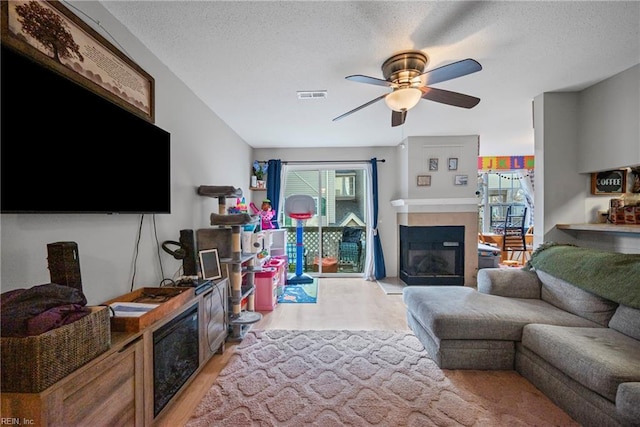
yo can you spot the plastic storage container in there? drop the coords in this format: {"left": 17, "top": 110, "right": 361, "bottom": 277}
{"left": 242, "top": 231, "right": 264, "bottom": 254}
{"left": 266, "top": 257, "right": 287, "bottom": 296}
{"left": 478, "top": 243, "right": 500, "bottom": 269}
{"left": 254, "top": 267, "right": 278, "bottom": 311}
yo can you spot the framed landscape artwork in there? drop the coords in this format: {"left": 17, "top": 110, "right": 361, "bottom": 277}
{"left": 417, "top": 175, "right": 431, "bottom": 187}
{"left": 1, "top": 0, "right": 155, "bottom": 122}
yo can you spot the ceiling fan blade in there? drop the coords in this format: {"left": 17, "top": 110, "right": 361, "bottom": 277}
{"left": 421, "top": 58, "right": 482, "bottom": 86}
{"left": 420, "top": 86, "right": 480, "bottom": 109}
{"left": 346, "top": 75, "right": 393, "bottom": 87}
{"left": 332, "top": 94, "right": 388, "bottom": 122}
{"left": 391, "top": 110, "right": 407, "bottom": 127}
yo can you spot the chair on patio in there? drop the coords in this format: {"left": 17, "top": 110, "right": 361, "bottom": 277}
{"left": 500, "top": 205, "right": 529, "bottom": 265}
{"left": 338, "top": 227, "right": 363, "bottom": 271}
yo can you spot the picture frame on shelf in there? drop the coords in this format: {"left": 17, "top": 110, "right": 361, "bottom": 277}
{"left": 417, "top": 175, "right": 432, "bottom": 187}
{"left": 199, "top": 248, "right": 222, "bottom": 281}
{"left": 448, "top": 158, "right": 458, "bottom": 171}
{"left": 591, "top": 170, "right": 627, "bottom": 195}
{"left": 428, "top": 158, "right": 439, "bottom": 171}
{"left": 454, "top": 175, "right": 468, "bottom": 186}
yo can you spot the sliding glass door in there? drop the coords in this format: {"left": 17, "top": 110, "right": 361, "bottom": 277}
{"left": 280, "top": 165, "right": 368, "bottom": 276}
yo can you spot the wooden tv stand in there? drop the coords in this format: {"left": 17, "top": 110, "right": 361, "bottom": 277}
{"left": 0, "top": 278, "right": 228, "bottom": 426}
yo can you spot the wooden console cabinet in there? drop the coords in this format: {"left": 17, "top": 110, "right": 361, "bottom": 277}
{"left": 1, "top": 333, "right": 144, "bottom": 426}
{"left": 1, "top": 280, "right": 229, "bottom": 426}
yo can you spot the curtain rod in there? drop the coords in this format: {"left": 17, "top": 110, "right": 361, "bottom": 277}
{"left": 257, "top": 159, "right": 385, "bottom": 164}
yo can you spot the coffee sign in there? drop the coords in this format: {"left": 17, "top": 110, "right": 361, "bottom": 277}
{"left": 591, "top": 170, "right": 627, "bottom": 195}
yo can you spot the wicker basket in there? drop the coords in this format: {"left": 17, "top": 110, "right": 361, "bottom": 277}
{"left": 1, "top": 306, "right": 111, "bottom": 393}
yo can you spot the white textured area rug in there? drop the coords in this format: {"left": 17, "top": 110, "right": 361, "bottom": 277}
{"left": 187, "top": 330, "right": 578, "bottom": 426}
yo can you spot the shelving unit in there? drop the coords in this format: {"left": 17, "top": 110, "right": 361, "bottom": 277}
{"left": 556, "top": 223, "right": 640, "bottom": 234}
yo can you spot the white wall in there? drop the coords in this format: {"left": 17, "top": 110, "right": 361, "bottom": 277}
{"left": 404, "top": 135, "right": 479, "bottom": 200}
{"left": 0, "top": 3, "right": 253, "bottom": 304}
{"left": 534, "top": 92, "right": 584, "bottom": 243}
{"left": 252, "top": 146, "right": 400, "bottom": 276}
{"left": 395, "top": 141, "right": 409, "bottom": 200}
{"left": 578, "top": 64, "right": 640, "bottom": 173}
{"left": 581, "top": 64, "right": 640, "bottom": 228}
{"left": 534, "top": 64, "right": 640, "bottom": 253}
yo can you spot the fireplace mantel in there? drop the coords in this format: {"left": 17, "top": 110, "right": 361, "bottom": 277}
{"left": 391, "top": 198, "right": 478, "bottom": 213}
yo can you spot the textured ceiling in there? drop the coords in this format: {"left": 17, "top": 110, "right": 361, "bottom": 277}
{"left": 100, "top": 1, "right": 639, "bottom": 155}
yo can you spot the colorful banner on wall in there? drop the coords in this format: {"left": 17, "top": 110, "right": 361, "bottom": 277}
{"left": 478, "top": 156, "right": 534, "bottom": 171}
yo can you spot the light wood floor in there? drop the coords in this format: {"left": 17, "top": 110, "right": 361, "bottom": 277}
{"left": 154, "top": 278, "right": 408, "bottom": 426}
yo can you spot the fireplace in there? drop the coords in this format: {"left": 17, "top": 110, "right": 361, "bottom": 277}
{"left": 153, "top": 303, "right": 199, "bottom": 416}
{"left": 399, "top": 225, "right": 465, "bottom": 286}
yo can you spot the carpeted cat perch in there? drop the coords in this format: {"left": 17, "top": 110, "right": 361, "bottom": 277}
{"left": 198, "top": 185, "right": 261, "bottom": 338}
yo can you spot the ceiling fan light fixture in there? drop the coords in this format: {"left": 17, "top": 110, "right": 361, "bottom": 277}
{"left": 384, "top": 87, "right": 422, "bottom": 112}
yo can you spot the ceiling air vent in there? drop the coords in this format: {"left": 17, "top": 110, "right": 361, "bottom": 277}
{"left": 297, "top": 90, "right": 327, "bottom": 100}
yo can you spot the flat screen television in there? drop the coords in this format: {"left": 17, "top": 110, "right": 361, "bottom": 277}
{"left": 1, "top": 45, "right": 171, "bottom": 214}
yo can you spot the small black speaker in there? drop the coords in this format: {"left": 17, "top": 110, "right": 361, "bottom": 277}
{"left": 47, "top": 241, "right": 82, "bottom": 291}
{"left": 179, "top": 229, "right": 198, "bottom": 276}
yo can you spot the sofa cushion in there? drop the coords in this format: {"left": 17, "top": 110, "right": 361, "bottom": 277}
{"left": 609, "top": 304, "right": 640, "bottom": 341}
{"left": 406, "top": 311, "right": 515, "bottom": 370}
{"left": 522, "top": 324, "right": 640, "bottom": 402}
{"left": 477, "top": 268, "right": 541, "bottom": 298}
{"left": 616, "top": 382, "right": 640, "bottom": 424}
{"left": 403, "top": 286, "right": 601, "bottom": 342}
{"left": 537, "top": 270, "right": 618, "bottom": 326}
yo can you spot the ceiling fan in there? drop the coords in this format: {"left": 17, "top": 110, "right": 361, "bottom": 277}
{"left": 333, "top": 50, "right": 482, "bottom": 127}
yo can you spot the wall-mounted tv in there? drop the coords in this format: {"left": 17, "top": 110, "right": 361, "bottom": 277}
{"left": 1, "top": 45, "right": 171, "bottom": 214}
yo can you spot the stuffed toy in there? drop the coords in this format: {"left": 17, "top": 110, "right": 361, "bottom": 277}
{"left": 259, "top": 199, "right": 275, "bottom": 230}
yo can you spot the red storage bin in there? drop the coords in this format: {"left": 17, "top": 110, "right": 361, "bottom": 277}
{"left": 255, "top": 267, "right": 278, "bottom": 311}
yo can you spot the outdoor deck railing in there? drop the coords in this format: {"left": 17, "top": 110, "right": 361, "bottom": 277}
{"left": 282, "top": 226, "right": 365, "bottom": 273}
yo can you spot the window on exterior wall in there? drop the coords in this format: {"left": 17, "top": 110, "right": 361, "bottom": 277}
{"left": 487, "top": 172, "right": 527, "bottom": 204}
{"left": 480, "top": 171, "right": 530, "bottom": 233}
{"left": 335, "top": 172, "right": 356, "bottom": 200}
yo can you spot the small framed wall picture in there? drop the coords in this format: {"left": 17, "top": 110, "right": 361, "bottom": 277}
{"left": 448, "top": 158, "right": 458, "bottom": 171}
{"left": 417, "top": 175, "right": 432, "bottom": 187}
{"left": 591, "top": 170, "right": 627, "bottom": 195}
{"left": 429, "top": 158, "right": 439, "bottom": 171}
{"left": 454, "top": 175, "right": 468, "bottom": 186}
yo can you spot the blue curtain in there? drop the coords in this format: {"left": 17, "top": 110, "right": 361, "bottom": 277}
{"left": 371, "top": 158, "right": 386, "bottom": 279}
{"left": 266, "top": 159, "right": 282, "bottom": 228}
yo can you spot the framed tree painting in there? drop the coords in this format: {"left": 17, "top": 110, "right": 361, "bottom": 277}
{"left": 1, "top": 0, "right": 155, "bottom": 122}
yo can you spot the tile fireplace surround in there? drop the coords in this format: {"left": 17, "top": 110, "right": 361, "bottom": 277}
{"left": 393, "top": 198, "right": 479, "bottom": 287}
